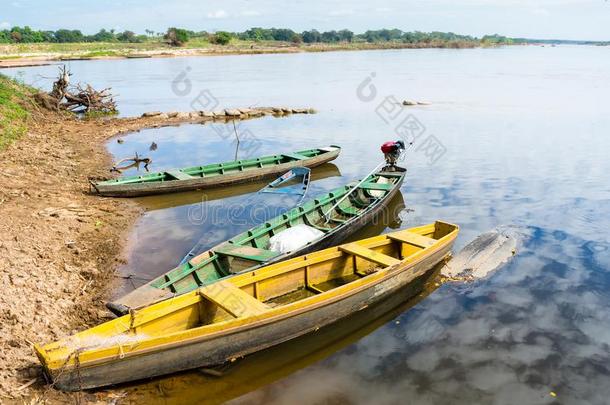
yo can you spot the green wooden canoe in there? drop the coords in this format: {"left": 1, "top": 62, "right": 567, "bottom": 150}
{"left": 107, "top": 165, "right": 406, "bottom": 315}
{"left": 91, "top": 146, "right": 341, "bottom": 197}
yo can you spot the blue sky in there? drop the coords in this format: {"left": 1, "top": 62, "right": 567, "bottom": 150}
{"left": 2, "top": 0, "right": 609, "bottom": 40}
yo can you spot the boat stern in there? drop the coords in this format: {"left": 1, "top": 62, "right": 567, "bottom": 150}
{"left": 106, "top": 285, "right": 174, "bottom": 315}
{"left": 433, "top": 220, "right": 460, "bottom": 241}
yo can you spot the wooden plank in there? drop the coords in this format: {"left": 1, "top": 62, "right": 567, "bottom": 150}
{"left": 388, "top": 232, "right": 436, "bottom": 249}
{"left": 283, "top": 152, "right": 310, "bottom": 161}
{"left": 199, "top": 280, "right": 270, "bottom": 318}
{"left": 214, "top": 244, "right": 280, "bottom": 262}
{"left": 337, "top": 204, "right": 360, "bottom": 216}
{"left": 165, "top": 170, "right": 193, "bottom": 181}
{"left": 377, "top": 172, "right": 404, "bottom": 178}
{"left": 155, "top": 254, "right": 218, "bottom": 290}
{"left": 358, "top": 182, "right": 393, "bottom": 191}
{"left": 339, "top": 244, "right": 401, "bottom": 267}
{"left": 319, "top": 146, "right": 339, "bottom": 152}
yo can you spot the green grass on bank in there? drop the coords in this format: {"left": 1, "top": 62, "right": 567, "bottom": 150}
{"left": 0, "top": 74, "right": 34, "bottom": 150}
{"left": 0, "top": 40, "right": 171, "bottom": 54}
{"left": 0, "top": 37, "right": 490, "bottom": 59}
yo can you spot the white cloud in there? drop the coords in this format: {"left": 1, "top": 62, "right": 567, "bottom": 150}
{"left": 329, "top": 9, "right": 355, "bottom": 17}
{"left": 240, "top": 10, "right": 261, "bottom": 17}
{"left": 207, "top": 9, "right": 228, "bottom": 19}
{"left": 0, "top": 22, "right": 10, "bottom": 29}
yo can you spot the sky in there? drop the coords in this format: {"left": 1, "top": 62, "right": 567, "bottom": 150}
{"left": 1, "top": 0, "right": 610, "bottom": 41}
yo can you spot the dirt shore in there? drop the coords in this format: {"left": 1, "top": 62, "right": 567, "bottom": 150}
{"left": 0, "top": 108, "right": 224, "bottom": 402}
{"left": 0, "top": 100, "right": 315, "bottom": 402}
{"left": 0, "top": 41, "right": 483, "bottom": 69}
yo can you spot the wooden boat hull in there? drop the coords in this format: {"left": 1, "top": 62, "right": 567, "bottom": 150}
{"left": 93, "top": 147, "right": 341, "bottom": 197}
{"left": 107, "top": 167, "right": 406, "bottom": 315}
{"left": 37, "top": 222, "right": 457, "bottom": 391}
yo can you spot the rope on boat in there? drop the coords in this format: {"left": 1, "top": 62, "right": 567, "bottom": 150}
{"left": 322, "top": 162, "right": 385, "bottom": 223}
{"left": 38, "top": 349, "right": 83, "bottom": 401}
{"left": 88, "top": 178, "right": 100, "bottom": 194}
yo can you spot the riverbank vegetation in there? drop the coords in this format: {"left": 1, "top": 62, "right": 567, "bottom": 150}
{"left": 1, "top": 25, "right": 516, "bottom": 48}
{"left": 0, "top": 74, "right": 34, "bottom": 150}
{"left": 5, "top": 25, "right": 601, "bottom": 64}
{"left": 2, "top": 25, "right": 607, "bottom": 53}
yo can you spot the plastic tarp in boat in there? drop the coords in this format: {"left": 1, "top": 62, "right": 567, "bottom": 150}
{"left": 268, "top": 224, "right": 324, "bottom": 253}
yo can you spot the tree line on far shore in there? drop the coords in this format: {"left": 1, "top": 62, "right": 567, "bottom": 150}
{"left": 0, "top": 25, "right": 517, "bottom": 47}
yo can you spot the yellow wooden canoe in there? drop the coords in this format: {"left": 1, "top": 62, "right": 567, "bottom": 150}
{"left": 35, "top": 221, "right": 458, "bottom": 391}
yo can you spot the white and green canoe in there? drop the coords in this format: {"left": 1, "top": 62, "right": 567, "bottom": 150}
{"left": 91, "top": 146, "right": 341, "bottom": 197}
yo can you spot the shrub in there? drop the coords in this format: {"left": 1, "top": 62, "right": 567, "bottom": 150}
{"left": 165, "top": 27, "right": 190, "bottom": 46}
{"left": 211, "top": 31, "right": 232, "bottom": 45}
{"left": 117, "top": 30, "right": 139, "bottom": 42}
{"left": 291, "top": 33, "right": 303, "bottom": 44}
{"left": 54, "top": 29, "right": 84, "bottom": 43}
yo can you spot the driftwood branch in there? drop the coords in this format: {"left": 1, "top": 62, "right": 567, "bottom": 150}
{"left": 35, "top": 65, "right": 118, "bottom": 114}
{"left": 111, "top": 152, "right": 152, "bottom": 173}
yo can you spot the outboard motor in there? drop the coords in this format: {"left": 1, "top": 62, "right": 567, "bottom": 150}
{"left": 381, "top": 140, "right": 406, "bottom": 167}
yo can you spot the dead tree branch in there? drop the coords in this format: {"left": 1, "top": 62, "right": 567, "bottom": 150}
{"left": 35, "top": 65, "right": 118, "bottom": 115}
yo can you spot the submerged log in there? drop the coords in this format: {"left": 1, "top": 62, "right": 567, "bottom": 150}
{"left": 110, "top": 152, "right": 152, "bottom": 173}
{"left": 442, "top": 226, "right": 520, "bottom": 280}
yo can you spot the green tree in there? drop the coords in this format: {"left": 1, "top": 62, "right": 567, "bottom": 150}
{"left": 290, "top": 33, "right": 303, "bottom": 44}
{"left": 338, "top": 29, "right": 354, "bottom": 42}
{"left": 241, "top": 27, "right": 272, "bottom": 41}
{"left": 211, "top": 31, "right": 232, "bottom": 45}
{"left": 54, "top": 29, "right": 84, "bottom": 43}
{"left": 165, "top": 27, "right": 190, "bottom": 46}
{"left": 302, "top": 29, "right": 321, "bottom": 43}
{"left": 117, "top": 30, "right": 138, "bottom": 42}
{"left": 89, "top": 29, "right": 116, "bottom": 42}
{"left": 321, "top": 30, "right": 340, "bottom": 43}
{"left": 270, "top": 28, "right": 295, "bottom": 41}
{"left": 10, "top": 31, "right": 22, "bottom": 43}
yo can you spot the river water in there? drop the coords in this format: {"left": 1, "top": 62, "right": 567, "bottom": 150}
{"left": 5, "top": 45, "right": 610, "bottom": 404}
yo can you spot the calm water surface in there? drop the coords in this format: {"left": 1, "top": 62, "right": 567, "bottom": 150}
{"left": 6, "top": 46, "right": 610, "bottom": 404}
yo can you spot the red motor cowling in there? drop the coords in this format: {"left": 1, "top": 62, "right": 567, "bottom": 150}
{"left": 381, "top": 140, "right": 406, "bottom": 167}
{"left": 381, "top": 141, "right": 398, "bottom": 154}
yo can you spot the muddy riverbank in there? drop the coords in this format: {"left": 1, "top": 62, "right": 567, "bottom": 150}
{"left": 0, "top": 85, "right": 309, "bottom": 402}
{"left": 0, "top": 41, "right": 484, "bottom": 69}
{"left": 0, "top": 107, "right": 136, "bottom": 402}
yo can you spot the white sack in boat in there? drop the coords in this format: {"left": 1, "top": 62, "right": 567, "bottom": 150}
{"left": 268, "top": 224, "right": 324, "bottom": 253}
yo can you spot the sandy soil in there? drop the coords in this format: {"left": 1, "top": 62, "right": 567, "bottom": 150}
{"left": 0, "top": 111, "right": 207, "bottom": 403}
{"left": 0, "top": 41, "right": 482, "bottom": 69}
{"left": 0, "top": 104, "right": 313, "bottom": 403}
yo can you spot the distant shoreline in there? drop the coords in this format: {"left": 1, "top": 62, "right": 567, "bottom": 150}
{"left": 2, "top": 40, "right": 602, "bottom": 69}
{"left": 1, "top": 41, "right": 497, "bottom": 68}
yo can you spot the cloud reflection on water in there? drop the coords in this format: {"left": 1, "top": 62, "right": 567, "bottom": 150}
{"left": 230, "top": 227, "right": 610, "bottom": 405}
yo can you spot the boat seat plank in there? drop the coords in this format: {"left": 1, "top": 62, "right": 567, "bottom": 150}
{"left": 214, "top": 244, "right": 280, "bottom": 263}
{"left": 377, "top": 172, "right": 404, "bottom": 178}
{"left": 199, "top": 280, "right": 270, "bottom": 317}
{"left": 388, "top": 232, "right": 436, "bottom": 248}
{"left": 319, "top": 146, "right": 339, "bottom": 152}
{"left": 337, "top": 204, "right": 360, "bottom": 216}
{"left": 156, "top": 255, "right": 218, "bottom": 290}
{"left": 358, "top": 182, "right": 393, "bottom": 191}
{"left": 339, "top": 243, "right": 401, "bottom": 267}
{"left": 283, "top": 152, "right": 310, "bottom": 161}
{"left": 165, "top": 170, "right": 194, "bottom": 181}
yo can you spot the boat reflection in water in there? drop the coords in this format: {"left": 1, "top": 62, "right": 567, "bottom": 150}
{"left": 135, "top": 163, "right": 342, "bottom": 212}
{"left": 119, "top": 262, "right": 443, "bottom": 405}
